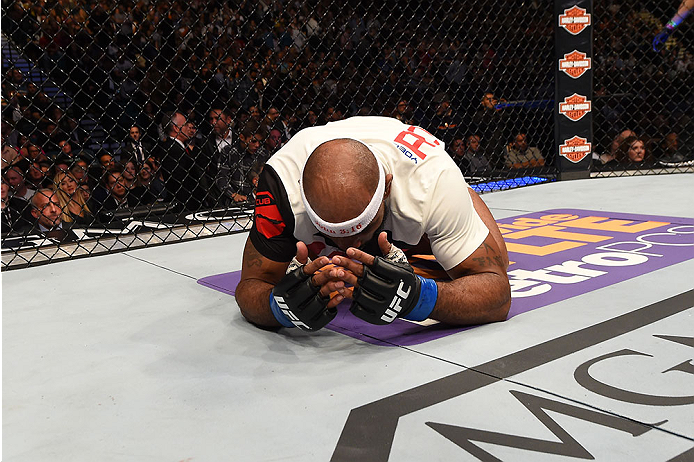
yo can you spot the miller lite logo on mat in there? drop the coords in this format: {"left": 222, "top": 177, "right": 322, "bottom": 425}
{"left": 559, "top": 136, "right": 592, "bottom": 163}
{"left": 559, "top": 50, "right": 591, "bottom": 78}
{"left": 559, "top": 6, "right": 591, "bottom": 35}
{"left": 559, "top": 94, "right": 591, "bottom": 121}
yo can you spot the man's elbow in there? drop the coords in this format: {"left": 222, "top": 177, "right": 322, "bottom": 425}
{"left": 489, "top": 276, "right": 511, "bottom": 322}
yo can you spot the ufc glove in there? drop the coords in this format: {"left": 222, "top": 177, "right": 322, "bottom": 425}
{"left": 349, "top": 257, "right": 438, "bottom": 325}
{"left": 270, "top": 262, "right": 335, "bottom": 331}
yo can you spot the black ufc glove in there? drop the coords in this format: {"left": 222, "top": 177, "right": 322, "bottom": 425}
{"left": 270, "top": 264, "right": 335, "bottom": 331}
{"left": 349, "top": 257, "right": 422, "bottom": 325}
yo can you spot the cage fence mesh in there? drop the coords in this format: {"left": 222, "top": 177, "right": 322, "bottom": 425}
{"left": 1, "top": 0, "right": 691, "bottom": 269}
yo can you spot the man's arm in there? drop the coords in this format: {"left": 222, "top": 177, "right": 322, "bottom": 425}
{"left": 332, "top": 231, "right": 510, "bottom": 326}
{"left": 235, "top": 236, "right": 346, "bottom": 328}
{"left": 653, "top": 0, "right": 694, "bottom": 51}
{"left": 468, "top": 187, "right": 508, "bottom": 269}
{"left": 433, "top": 232, "right": 511, "bottom": 324}
{"left": 236, "top": 237, "right": 289, "bottom": 327}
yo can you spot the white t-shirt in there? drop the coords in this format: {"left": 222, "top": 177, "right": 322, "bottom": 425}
{"left": 253, "top": 116, "right": 488, "bottom": 271}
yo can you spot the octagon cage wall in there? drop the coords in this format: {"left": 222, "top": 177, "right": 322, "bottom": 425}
{"left": 1, "top": 0, "right": 692, "bottom": 269}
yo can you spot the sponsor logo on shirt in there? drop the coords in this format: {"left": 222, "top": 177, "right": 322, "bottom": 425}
{"left": 254, "top": 191, "right": 286, "bottom": 238}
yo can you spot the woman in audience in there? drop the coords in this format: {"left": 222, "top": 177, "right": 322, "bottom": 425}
{"left": 52, "top": 171, "right": 92, "bottom": 226}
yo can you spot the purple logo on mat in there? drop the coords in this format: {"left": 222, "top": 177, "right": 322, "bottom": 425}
{"left": 198, "top": 209, "right": 694, "bottom": 346}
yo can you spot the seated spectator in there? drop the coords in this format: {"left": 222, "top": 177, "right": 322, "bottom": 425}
{"left": 133, "top": 159, "right": 165, "bottom": 203}
{"left": 79, "top": 183, "right": 92, "bottom": 203}
{"left": 26, "top": 160, "right": 51, "bottom": 190}
{"left": 3, "top": 160, "right": 35, "bottom": 201}
{"left": 459, "top": 134, "right": 492, "bottom": 175}
{"left": 52, "top": 171, "right": 92, "bottom": 226}
{"left": 69, "top": 157, "right": 90, "bottom": 187}
{"left": 89, "top": 166, "right": 131, "bottom": 214}
{"left": 614, "top": 136, "right": 653, "bottom": 167}
{"left": 610, "top": 129, "right": 637, "bottom": 157}
{"left": 53, "top": 156, "right": 72, "bottom": 174}
{"left": 214, "top": 119, "right": 268, "bottom": 204}
{"left": 263, "top": 106, "right": 291, "bottom": 142}
{"left": 450, "top": 137, "right": 467, "bottom": 169}
{"left": 429, "top": 96, "right": 462, "bottom": 146}
{"left": 98, "top": 153, "right": 116, "bottom": 170}
{"left": 1, "top": 176, "right": 33, "bottom": 234}
{"left": 1, "top": 144, "right": 21, "bottom": 170}
{"left": 655, "top": 131, "right": 694, "bottom": 166}
{"left": 265, "top": 128, "right": 285, "bottom": 155}
{"left": 245, "top": 161, "right": 264, "bottom": 202}
{"left": 391, "top": 99, "right": 416, "bottom": 125}
{"left": 24, "top": 143, "right": 49, "bottom": 163}
{"left": 122, "top": 159, "right": 138, "bottom": 189}
{"left": 504, "top": 133, "right": 545, "bottom": 169}
{"left": 29, "top": 188, "right": 78, "bottom": 243}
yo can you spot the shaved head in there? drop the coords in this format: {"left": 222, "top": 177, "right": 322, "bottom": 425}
{"left": 303, "top": 139, "right": 380, "bottom": 223}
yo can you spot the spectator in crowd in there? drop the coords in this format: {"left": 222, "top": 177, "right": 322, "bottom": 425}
{"left": 122, "top": 159, "right": 138, "bottom": 189}
{"left": 159, "top": 111, "right": 211, "bottom": 210}
{"left": 120, "top": 125, "right": 151, "bottom": 164}
{"left": 614, "top": 136, "right": 653, "bottom": 166}
{"left": 1, "top": 176, "right": 33, "bottom": 234}
{"left": 79, "top": 183, "right": 92, "bottom": 203}
{"left": 56, "top": 139, "right": 87, "bottom": 160}
{"left": 52, "top": 171, "right": 92, "bottom": 225}
{"left": 26, "top": 161, "right": 51, "bottom": 190}
{"left": 265, "top": 128, "right": 285, "bottom": 155}
{"left": 134, "top": 159, "right": 166, "bottom": 201}
{"left": 90, "top": 166, "right": 130, "bottom": 212}
{"left": 245, "top": 161, "right": 264, "bottom": 201}
{"left": 98, "top": 153, "right": 115, "bottom": 170}
{"left": 24, "top": 143, "right": 49, "bottom": 163}
{"left": 391, "top": 99, "right": 416, "bottom": 125}
{"left": 263, "top": 106, "right": 291, "bottom": 141}
{"left": 200, "top": 107, "right": 234, "bottom": 190}
{"left": 3, "top": 160, "right": 35, "bottom": 202}
{"left": 302, "top": 109, "right": 321, "bottom": 129}
{"left": 504, "top": 133, "right": 545, "bottom": 169}
{"left": 29, "top": 188, "right": 78, "bottom": 242}
{"left": 1, "top": 143, "right": 21, "bottom": 170}
{"left": 458, "top": 134, "right": 492, "bottom": 175}
{"left": 69, "top": 158, "right": 90, "bottom": 186}
{"left": 429, "top": 96, "right": 462, "bottom": 147}
{"left": 450, "top": 137, "right": 467, "bottom": 169}
{"left": 215, "top": 119, "right": 268, "bottom": 204}
{"left": 473, "top": 91, "right": 510, "bottom": 169}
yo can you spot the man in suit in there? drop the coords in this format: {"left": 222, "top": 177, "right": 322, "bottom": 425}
{"left": 29, "top": 188, "right": 78, "bottom": 243}
{"left": 120, "top": 125, "right": 151, "bottom": 164}
{"left": 158, "top": 112, "right": 210, "bottom": 211}
{"left": 199, "top": 108, "right": 234, "bottom": 203}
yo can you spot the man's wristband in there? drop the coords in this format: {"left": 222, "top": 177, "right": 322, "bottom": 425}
{"left": 403, "top": 276, "right": 438, "bottom": 321}
{"left": 269, "top": 292, "right": 296, "bottom": 328}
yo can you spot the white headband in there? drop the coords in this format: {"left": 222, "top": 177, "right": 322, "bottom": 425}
{"left": 300, "top": 143, "right": 385, "bottom": 237}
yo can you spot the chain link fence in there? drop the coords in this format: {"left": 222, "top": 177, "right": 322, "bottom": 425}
{"left": 0, "top": 0, "right": 690, "bottom": 269}
{"left": 592, "top": 1, "right": 694, "bottom": 176}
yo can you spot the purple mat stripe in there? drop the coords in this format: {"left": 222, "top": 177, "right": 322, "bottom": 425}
{"left": 198, "top": 209, "right": 694, "bottom": 346}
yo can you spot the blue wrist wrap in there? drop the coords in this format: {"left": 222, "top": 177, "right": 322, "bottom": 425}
{"left": 404, "top": 276, "right": 438, "bottom": 321}
{"left": 269, "top": 292, "right": 296, "bottom": 328}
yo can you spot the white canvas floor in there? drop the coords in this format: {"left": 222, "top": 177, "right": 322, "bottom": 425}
{"left": 3, "top": 174, "right": 694, "bottom": 461}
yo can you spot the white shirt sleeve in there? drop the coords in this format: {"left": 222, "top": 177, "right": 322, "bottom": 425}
{"left": 423, "top": 167, "right": 489, "bottom": 271}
